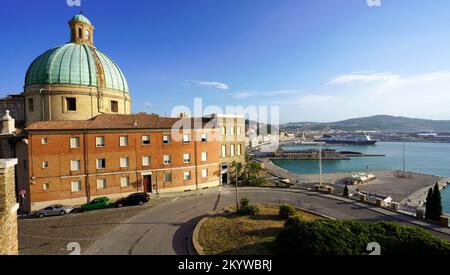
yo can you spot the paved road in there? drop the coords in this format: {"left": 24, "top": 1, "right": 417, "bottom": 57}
{"left": 84, "top": 187, "right": 449, "bottom": 255}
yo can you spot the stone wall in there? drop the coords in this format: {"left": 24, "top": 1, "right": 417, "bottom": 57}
{"left": 0, "top": 159, "right": 19, "bottom": 255}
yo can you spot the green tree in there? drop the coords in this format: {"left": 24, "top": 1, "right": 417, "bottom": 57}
{"left": 229, "top": 153, "right": 266, "bottom": 187}
{"left": 425, "top": 188, "right": 434, "bottom": 220}
{"left": 430, "top": 183, "right": 443, "bottom": 221}
{"left": 343, "top": 185, "right": 349, "bottom": 197}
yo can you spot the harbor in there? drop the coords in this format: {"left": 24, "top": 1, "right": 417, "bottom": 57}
{"left": 259, "top": 141, "right": 450, "bottom": 214}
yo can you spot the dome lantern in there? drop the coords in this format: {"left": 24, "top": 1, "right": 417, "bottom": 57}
{"left": 69, "top": 13, "right": 94, "bottom": 46}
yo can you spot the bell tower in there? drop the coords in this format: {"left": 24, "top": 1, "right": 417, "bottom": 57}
{"left": 69, "top": 13, "right": 94, "bottom": 46}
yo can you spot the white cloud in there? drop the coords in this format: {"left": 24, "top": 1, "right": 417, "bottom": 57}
{"left": 192, "top": 80, "right": 230, "bottom": 90}
{"left": 328, "top": 72, "right": 400, "bottom": 85}
{"left": 231, "top": 90, "right": 302, "bottom": 99}
{"left": 269, "top": 70, "right": 450, "bottom": 122}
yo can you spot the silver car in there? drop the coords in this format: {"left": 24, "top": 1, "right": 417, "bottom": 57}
{"left": 36, "top": 204, "right": 74, "bottom": 218}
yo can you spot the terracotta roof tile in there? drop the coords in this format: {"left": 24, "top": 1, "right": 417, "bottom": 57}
{"left": 26, "top": 114, "right": 216, "bottom": 131}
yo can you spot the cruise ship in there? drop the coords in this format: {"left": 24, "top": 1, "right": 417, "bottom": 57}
{"left": 315, "top": 134, "right": 377, "bottom": 145}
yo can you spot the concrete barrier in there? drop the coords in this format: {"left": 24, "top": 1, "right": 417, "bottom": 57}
{"left": 441, "top": 216, "right": 449, "bottom": 228}
{"left": 391, "top": 202, "right": 400, "bottom": 211}
{"left": 416, "top": 209, "right": 425, "bottom": 220}
{"left": 326, "top": 187, "right": 334, "bottom": 194}
{"left": 360, "top": 194, "right": 367, "bottom": 202}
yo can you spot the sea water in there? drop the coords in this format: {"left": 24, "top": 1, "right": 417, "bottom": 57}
{"left": 272, "top": 142, "right": 450, "bottom": 213}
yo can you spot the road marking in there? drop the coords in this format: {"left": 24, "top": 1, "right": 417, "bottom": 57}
{"left": 171, "top": 197, "right": 180, "bottom": 203}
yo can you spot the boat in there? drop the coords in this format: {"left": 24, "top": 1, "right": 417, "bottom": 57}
{"left": 315, "top": 134, "right": 377, "bottom": 145}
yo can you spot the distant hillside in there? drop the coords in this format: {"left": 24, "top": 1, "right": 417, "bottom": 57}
{"left": 282, "top": 115, "right": 450, "bottom": 132}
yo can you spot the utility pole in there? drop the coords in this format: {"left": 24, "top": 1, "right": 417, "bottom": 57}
{"left": 235, "top": 162, "right": 240, "bottom": 212}
{"left": 319, "top": 143, "right": 323, "bottom": 187}
{"left": 402, "top": 142, "right": 406, "bottom": 177}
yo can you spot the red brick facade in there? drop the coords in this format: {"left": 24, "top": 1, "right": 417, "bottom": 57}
{"left": 26, "top": 127, "right": 220, "bottom": 211}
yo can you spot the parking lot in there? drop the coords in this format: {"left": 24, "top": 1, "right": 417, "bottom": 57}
{"left": 18, "top": 198, "right": 172, "bottom": 255}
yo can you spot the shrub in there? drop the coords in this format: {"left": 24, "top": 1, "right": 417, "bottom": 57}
{"left": 274, "top": 219, "right": 450, "bottom": 255}
{"left": 237, "top": 197, "right": 260, "bottom": 216}
{"left": 279, "top": 204, "right": 297, "bottom": 219}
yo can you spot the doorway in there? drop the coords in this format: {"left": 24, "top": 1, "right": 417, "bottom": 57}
{"left": 143, "top": 175, "right": 152, "bottom": 193}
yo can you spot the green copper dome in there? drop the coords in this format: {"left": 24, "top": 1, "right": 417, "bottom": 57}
{"left": 71, "top": 14, "right": 92, "bottom": 25}
{"left": 25, "top": 43, "right": 129, "bottom": 93}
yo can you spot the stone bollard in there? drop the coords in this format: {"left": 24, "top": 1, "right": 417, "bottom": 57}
{"left": 360, "top": 194, "right": 367, "bottom": 202}
{"left": 416, "top": 209, "right": 425, "bottom": 220}
{"left": 441, "top": 216, "right": 449, "bottom": 228}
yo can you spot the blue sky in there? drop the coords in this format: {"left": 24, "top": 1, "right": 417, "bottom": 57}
{"left": 2, "top": 0, "right": 450, "bottom": 123}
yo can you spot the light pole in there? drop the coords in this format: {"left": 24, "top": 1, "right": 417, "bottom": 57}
{"left": 235, "top": 162, "right": 240, "bottom": 212}
{"left": 402, "top": 142, "right": 406, "bottom": 177}
{"left": 319, "top": 143, "right": 323, "bottom": 187}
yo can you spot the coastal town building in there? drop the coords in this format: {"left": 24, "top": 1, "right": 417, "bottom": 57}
{"left": 210, "top": 114, "right": 246, "bottom": 184}
{"left": 24, "top": 114, "right": 220, "bottom": 211}
{"left": 0, "top": 14, "right": 246, "bottom": 212}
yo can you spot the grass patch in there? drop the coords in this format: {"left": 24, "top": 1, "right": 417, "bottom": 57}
{"left": 198, "top": 204, "right": 322, "bottom": 255}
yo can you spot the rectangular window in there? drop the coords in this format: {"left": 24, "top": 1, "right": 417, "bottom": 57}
{"left": 221, "top": 145, "right": 227, "bottom": 158}
{"left": 237, "top": 144, "right": 242, "bottom": 156}
{"left": 237, "top": 127, "right": 242, "bottom": 135}
{"left": 42, "top": 161, "right": 49, "bottom": 169}
{"left": 183, "top": 171, "right": 191, "bottom": 181}
{"left": 142, "top": 135, "right": 150, "bottom": 145}
{"left": 120, "top": 177, "right": 130, "bottom": 188}
{"left": 164, "top": 173, "right": 172, "bottom": 183}
{"left": 66, "top": 97, "right": 77, "bottom": 111}
{"left": 201, "top": 152, "right": 208, "bottom": 162}
{"left": 41, "top": 138, "right": 48, "bottom": 145}
{"left": 163, "top": 135, "right": 170, "bottom": 144}
{"left": 183, "top": 153, "right": 191, "bottom": 164}
{"left": 183, "top": 134, "right": 191, "bottom": 143}
{"left": 230, "top": 144, "right": 235, "bottom": 157}
{"left": 120, "top": 136, "right": 128, "bottom": 147}
{"left": 142, "top": 156, "right": 151, "bottom": 166}
{"left": 202, "top": 168, "right": 208, "bottom": 178}
{"left": 201, "top": 133, "right": 208, "bottom": 142}
{"left": 111, "top": 100, "right": 119, "bottom": 113}
{"left": 221, "top": 126, "right": 226, "bottom": 135}
{"left": 28, "top": 98, "right": 34, "bottom": 112}
{"left": 70, "top": 160, "right": 81, "bottom": 171}
{"left": 96, "top": 136, "right": 105, "bottom": 147}
{"left": 163, "top": 155, "right": 171, "bottom": 165}
{"left": 120, "top": 157, "right": 129, "bottom": 168}
{"left": 230, "top": 126, "right": 235, "bottom": 136}
{"left": 96, "top": 158, "right": 106, "bottom": 169}
{"left": 43, "top": 183, "right": 49, "bottom": 191}
{"left": 97, "top": 179, "right": 106, "bottom": 190}
{"left": 71, "top": 181, "right": 82, "bottom": 192}
{"left": 70, "top": 137, "right": 80, "bottom": 149}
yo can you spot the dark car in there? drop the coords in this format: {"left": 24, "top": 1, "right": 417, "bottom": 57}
{"left": 115, "top": 193, "right": 150, "bottom": 208}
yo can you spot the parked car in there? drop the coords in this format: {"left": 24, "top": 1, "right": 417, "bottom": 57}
{"left": 81, "top": 197, "right": 112, "bottom": 211}
{"left": 36, "top": 204, "right": 74, "bottom": 218}
{"left": 115, "top": 193, "right": 150, "bottom": 208}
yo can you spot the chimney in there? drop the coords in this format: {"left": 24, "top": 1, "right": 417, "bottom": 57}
{"left": 178, "top": 112, "right": 189, "bottom": 118}
{"left": 1, "top": 111, "right": 16, "bottom": 135}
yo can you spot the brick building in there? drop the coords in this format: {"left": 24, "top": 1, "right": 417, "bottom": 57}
{"left": 24, "top": 114, "right": 220, "bottom": 211}
{"left": 0, "top": 13, "right": 247, "bottom": 213}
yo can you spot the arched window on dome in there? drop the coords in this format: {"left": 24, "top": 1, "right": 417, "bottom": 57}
{"left": 78, "top": 28, "right": 83, "bottom": 39}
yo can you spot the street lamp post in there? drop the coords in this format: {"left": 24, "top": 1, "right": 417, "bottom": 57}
{"left": 319, "top": 143, "right": 323, "bottom": 187}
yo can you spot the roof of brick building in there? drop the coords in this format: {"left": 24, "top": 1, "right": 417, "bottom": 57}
{"left": 25, "top": 113, "right": 216, "bottom": 131}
